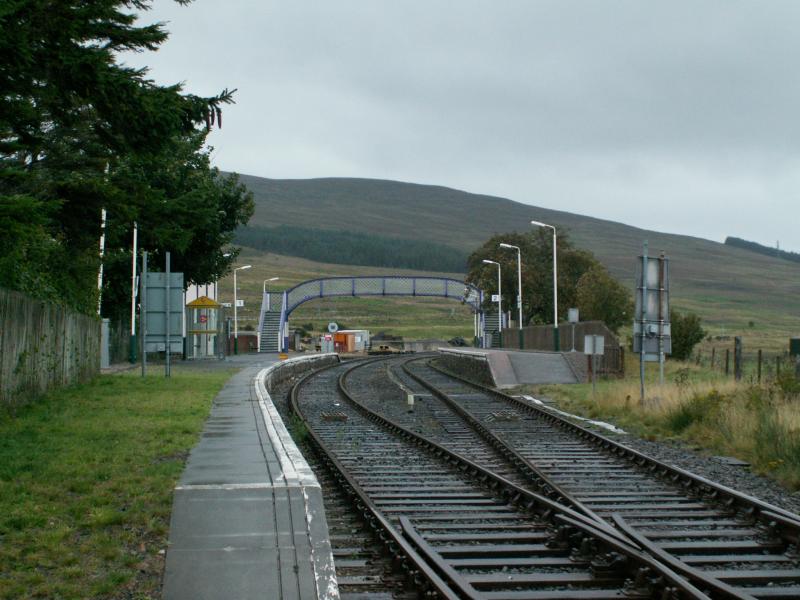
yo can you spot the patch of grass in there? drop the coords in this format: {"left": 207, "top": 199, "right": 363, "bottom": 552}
{"left": 0, "top": 367, "right": 235, "bottom": 599}
{"left": 664, "top": 389, "right": 724, "bottom": 433}
{"left": 289, "top": 414, "right": 310, "bottom": 445}
{"left": 534, "top": 358, "right": 800, "bottom": 490}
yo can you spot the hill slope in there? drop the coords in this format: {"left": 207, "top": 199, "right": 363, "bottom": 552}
{"left": 236, "top": 174, "right": 800, "bottom": 345}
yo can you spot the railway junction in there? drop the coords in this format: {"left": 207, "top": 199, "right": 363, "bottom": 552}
{"left": 163, "top": 351, "right": 800, "bottom": 600}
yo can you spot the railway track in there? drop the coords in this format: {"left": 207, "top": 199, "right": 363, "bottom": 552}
{"left": 269, "top": 376, "right": 415, "bottom": 599}
{"left": 290, "top": 358, "right": 709, "bottom": 599}
{"left": 348, "top": 355, "right": 800, "bottom": 600}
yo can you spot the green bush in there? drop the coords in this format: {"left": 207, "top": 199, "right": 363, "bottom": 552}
{"left": 670, "top": 310, "right": 706, "bottom": 360}
{"left": 666, "top": 389, "right": 723, "bottom": 433}
{"left": 774, "top": 369, "right": 800, "bottom": 398}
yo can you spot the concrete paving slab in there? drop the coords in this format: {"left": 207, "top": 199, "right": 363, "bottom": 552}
{"left": 162, "top": 357, "right": 339, "bottom": 600}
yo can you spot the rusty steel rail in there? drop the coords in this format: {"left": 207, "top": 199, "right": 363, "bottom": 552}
{"left": 411, "top": 357, "right": 800, "bottom": 600}
{"left": 292, "top": 357, "right": 711, "bottom": 600}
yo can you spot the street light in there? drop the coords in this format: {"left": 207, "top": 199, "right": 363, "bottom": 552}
{"left": 263, "top": 277, "right": 279, "bottom": 294}
{"left": 531, "top": 220, "right": 559, "bottom": 351}
{"left": 482, "top": 259, "right": 502, "bottom": 345}
{"left": 499, "top": 242, "right": 523, "bottom": 348}
{"left": 213, "top": 252, "right": 233, "bottom": 302}
{"left": 233, "top": 264, "right": 251, "bottom": 355}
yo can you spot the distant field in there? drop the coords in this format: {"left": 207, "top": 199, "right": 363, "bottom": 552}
{"left": 218, "top": 246, "right": 798, "bottom": 351}
{"left": 217, "top": 250, "right": 475, "bottom": 340}
{"left": 218, "top": 248, "right": 797, "bottom": 353}
{"left": 233, "top": 174, "right": 800, "bottom": 351}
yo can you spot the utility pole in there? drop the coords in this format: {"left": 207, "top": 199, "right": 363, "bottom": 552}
{"left": 639, "top": 241, "right": 648, "bottom": 402}
{"left": 499, "top": 243, "right": 523, "bottom": 349}
{"left": 97, "top": 208, "right": 107, "bottom": 315}
{"left": 140, "top": 252, "right": 148, "bottom": 377}
{"left": 130, "top": 222, "right": 138, "bottom": 363}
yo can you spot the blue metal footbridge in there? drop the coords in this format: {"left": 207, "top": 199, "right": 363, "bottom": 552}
{"left": 257, "top": 276, "right": 490, "bottom": 352}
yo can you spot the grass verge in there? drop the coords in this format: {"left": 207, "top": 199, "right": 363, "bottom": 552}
{"left": 531, "top": 358, "right": 800, "bottom": 490}
{"left": 0, "top": 368, "right": 235, "bottom": 600}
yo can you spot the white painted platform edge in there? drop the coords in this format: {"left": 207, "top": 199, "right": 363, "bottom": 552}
{"left": 255, "top": 354, "right": 340, "bottom": 600}
{"left": 437, "top": 347, "right": 489, "bottom": 360}
{"left": 519, "top": 394, "right": 627, "bottom": 434}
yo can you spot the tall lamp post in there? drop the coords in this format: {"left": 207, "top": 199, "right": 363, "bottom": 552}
{"left": 499, "top": 242, "right": 523, "bottom": 349}
{"left": 531, "top": 220, "right": 559, "bottom": 351}
{"left": 233, "top": 264, "right": 251, "bottom": 354}
{"left": 482, "top": 259, "right": 502, "bottom": 346}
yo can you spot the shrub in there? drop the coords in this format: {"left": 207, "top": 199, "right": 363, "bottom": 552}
{"left": 666, "top": 389, "right": 723, "bottom": 433}
{"left": 774, "top": 370, "right": 800, "bottom": 398}
{"left": 670, "top": 310, "right": 706, "bottom": 360}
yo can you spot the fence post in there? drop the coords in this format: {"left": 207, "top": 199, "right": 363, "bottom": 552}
{"left": 725, "top": 349, "right": 730, "bottom": 376}
{"left": 711, "top": 346, "right": 715, "bottom": 369}
{"left": 734, "top": 337, "right": 742, "bottom": 381}
{"left": 757, "top": 349, "right": 762, "bottom": 384}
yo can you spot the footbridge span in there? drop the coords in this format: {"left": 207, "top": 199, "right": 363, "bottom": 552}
{"left": 257, "top": 275, "right": 488, "bottom": 352}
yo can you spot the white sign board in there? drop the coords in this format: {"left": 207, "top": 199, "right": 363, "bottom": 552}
{"left": 491, "top": 294, "right": 500, "bottom": 302}
{"left": 568, "top": 308, "right": 579, "bottom": 323}
{"left": 221, "top": 302, "right": 232, "bottom": 308}
{"left": 584, "top": 335, "right": 605, "bottom": 356}
{"left": 235, "top": 299, "right": 244, "bottom": 308}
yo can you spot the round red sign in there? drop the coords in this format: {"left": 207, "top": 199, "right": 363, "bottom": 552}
{"left": 199, "top": 315, "right": 208, "bottom": 323}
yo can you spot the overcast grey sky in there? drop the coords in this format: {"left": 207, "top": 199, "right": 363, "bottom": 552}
{"left": 127, "top": 1, "right": 800, "bottom": 251}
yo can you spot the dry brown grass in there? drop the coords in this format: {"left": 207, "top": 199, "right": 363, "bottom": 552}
{"left": 537, "top": 360, "right": 800, "bottom": 490}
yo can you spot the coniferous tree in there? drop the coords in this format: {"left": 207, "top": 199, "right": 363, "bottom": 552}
{"left": 0, "top": 0, "right": 252, "bottom": 316}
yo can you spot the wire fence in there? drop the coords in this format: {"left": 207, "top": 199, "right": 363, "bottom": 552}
{"left": 693, "top": 345, "right": 799, "bottom": 384}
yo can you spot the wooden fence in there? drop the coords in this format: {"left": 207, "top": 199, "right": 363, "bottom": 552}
{"left": 0, "top": 287, "right": 100, "bottom": 407}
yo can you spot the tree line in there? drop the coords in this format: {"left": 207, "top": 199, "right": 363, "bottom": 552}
{"left": 724, "top": 237, "right": 800, "bottom": 264}
{"left": 236, "top": 225, "right": 467, "bottom": 272}
{"left": 0, "top": 1, "right": 253, "bottom": 321}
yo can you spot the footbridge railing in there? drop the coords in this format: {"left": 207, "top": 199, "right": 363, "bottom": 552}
{"left": 259, "top": 276, "right": 486, "bottom": 352}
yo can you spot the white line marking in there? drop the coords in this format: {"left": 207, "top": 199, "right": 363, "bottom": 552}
{"left": 520, "top": 395, "right": 627, "bottom": 434}
{"left": 174, "top": 482, "right": 322, "bottom": 491}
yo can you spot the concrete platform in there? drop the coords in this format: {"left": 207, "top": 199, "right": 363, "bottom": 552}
{"left": 438, "top": 347, "right": 584, "bottom": 388}
{"left": 163, "top": 356, "right": 339, "bottom": 600}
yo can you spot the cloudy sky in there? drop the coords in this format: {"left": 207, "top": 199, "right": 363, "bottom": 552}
{"left": 127, "top": 1, "right": 800, "bottom": 251}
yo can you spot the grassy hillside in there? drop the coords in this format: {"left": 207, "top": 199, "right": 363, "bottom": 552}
{"left": 234, "top": 175, "right": 800, "bottom": 350}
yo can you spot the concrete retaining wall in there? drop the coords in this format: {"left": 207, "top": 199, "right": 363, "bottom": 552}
{"left": 262, "top": 353, "right": 341, "bottom": 393}
{"left": 435, "top": 348, "right": 496, "bottom": 387}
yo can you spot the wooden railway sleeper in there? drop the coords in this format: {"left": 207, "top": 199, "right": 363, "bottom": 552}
{"left": 329, "top": 359, "right": 714, "bottom": 600}
{"left": 428, "top": 358, "right": 800, "bottom": 546}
